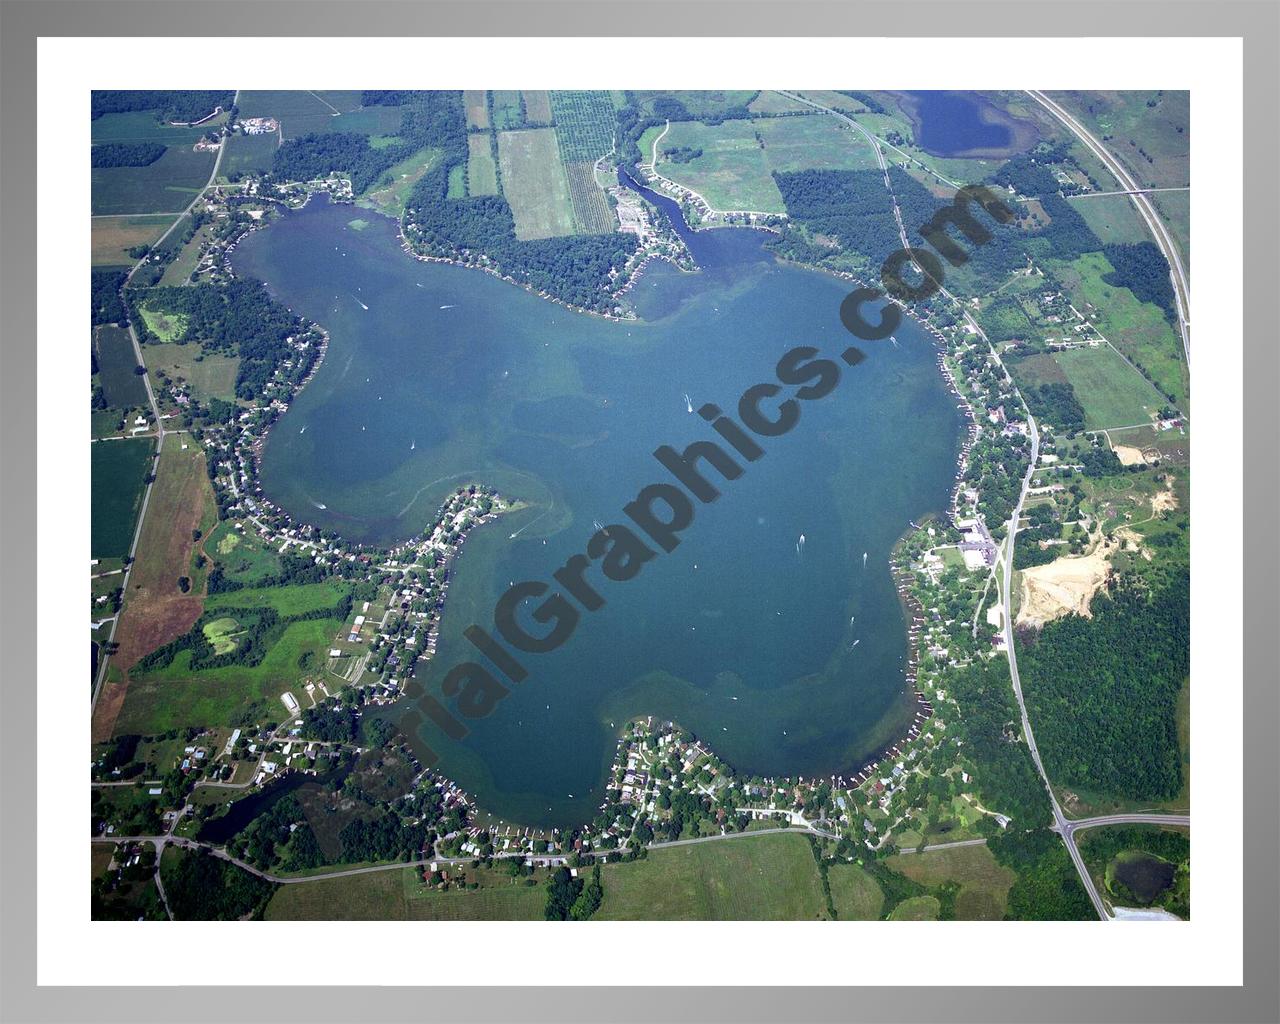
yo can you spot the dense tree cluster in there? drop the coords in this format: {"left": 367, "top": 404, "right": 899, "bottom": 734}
{"left": 1021, "top": 381, "right": 1086, "bottom": 433}
{"left": 1102, "top": 242, "right": 1176, "bottom": 322}
{"left": 159, "top": 847, "right": 276, "bottom": 920}
{"left": 1018, "top": 574, "right": 1188, "bottom": 800}
{"left": 988, "top": 828, "right": 1095, "bottom": 920}
{"left": 91, "top": 90, "right": 234, "bottom": 124}
{"left": 770, "top": 168, "right": 910, "bottom": 267}
{"left": 91, "top": 141, "right": 167, "bottom": 167}
{"left": 91, "top": 268, "right": 129, "bottom": 325}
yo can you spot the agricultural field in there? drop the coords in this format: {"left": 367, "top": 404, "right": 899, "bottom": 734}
{"left": 755, "top": 114, "right": 881, "bottom": 174}
{"left": 94, "top": 441, "right": 215, "bottom": 741}
{"left": 91, "top": 110, "right": 226, "bottom": 146}
{"left": 1052, "top": 251, "right": 1188, "bottom": 411}
{"left": 490, "top": 91, "right": 525, "bottom": 130}
{"left": 361, "top": 146, "right": 442, "bottom": 216}
{"left": 496, "top": 128, "right": 576, "bottom": 240}
{"left": 595, "top": 833, "right": 830, "bottom": 920}
{"left": 91, "top": 146, "right": 216, "bottom": 215}
{"left": 91, "top": 437, "right": 154, "bottom": 560}
{"left": 521, "top": 90, "right": 553, "bottom": 126}
{"left": 219, "top": 131, "right": 278, "bottom": 179}
{"left": 629, "top": 90, "right": 759, "bottom": 120}
{"left": 887, "top": 843, "right": 1016, "bottom": 920}
{"left": 551, "top": 90, "right": 619, "bottom": 234}
{"left": 237, "top": 90, "right": 360, "bottom": 138}
{"left": 466, "top": 133, "right": 499, "bottom": 196}
{"left": 1052, "top": 345, "right": 1166, "bottom": 430}
{"left": 94, "top": 325, "right": 149, "bottom": 408}
{"left": 825, "top": 861, "right": 885, "bottom": 919}
{"left": 118, "top": 614, "right": 346, "bottom": 734}
{"left": 887, "top": 895, "right": 941, "bottom": 920}
{"left": 1063, "top": 193, "right": 1153, "bottom": 247}
{"left": 159, "top": 222, "right": 215, "bottom": 285}
{"left": 640, "top": 119, "right": 785, "bottom": 214}
{"left": 91, "top": 214, "right": 177, "bottom": 266}
{"left": 748, "top": 91, "right": 814, "bottom": 115}
{"left": 463, "top": 90, "right": 489, "bottom": 130}
{"left": 149, "top": 343, "right": 239, "bottom": 403}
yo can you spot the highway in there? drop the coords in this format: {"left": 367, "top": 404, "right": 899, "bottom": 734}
{"left": 1025, "top": 90, "right": 1190, "bottom": 368}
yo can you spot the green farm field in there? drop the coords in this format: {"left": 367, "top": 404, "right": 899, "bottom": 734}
{"left": 463, "top": 90, "right": 489, "bottom": 130}
{"left": 1065, "top": 193, "right": 1154, "bottom": 247}
{"left": 521, "top": 90, "right": 553, "bottom": 126}
{"left": 641, "top": 120, "right": 785, "bottom": 214}
{"left": 595, "top": 833, "right": 830, "bottom": 920}
{"left": 755, "top": 114, "right": 881, "bottom": 174}
{"left": 204, "top": 579, "right": 352, "bottom": 617}
{"left": 490, "top": 91, "right": 524, "bottom": 130}
{"left": 1053, "top": 252, "right": 1188, "bottom": 411}
{"left": 91, "top": 147, "right": 216, "bottom": 216}
{"left": 362, "top": 147, "right": 442, "bottom": 216}
{"left": 1054, "top": 345, "right": 1165, "bottom": 430}
{"left": 887, "top": 894, "right": 941, "bottom": 920}
{"left": 496, "top": 128, "right": 576, "bottom": 239}
{"left": 220, "top": 131, "right": 279, "bottom": 178}
{"left": 92, "top": 214, "right": 177, "bottom": 266}
{"left": 237, "top": 90, "right": 359, "bottom": 138}
{"left": 887, "top": 843, "right": 1016, "bottom": 920}
{"left": 92, "top": 111, "right": 225, "bottom": 146}
{"left": 826, "top": 861, "right": 885, "bottom": 919}
{"left": 94, "top": 325, "right": 149, "bottom": 408}
{"left": 91, "top": 437, "right": 155, "bottom": 560}
{"left": 466, "top": 133, "right": 499, "bottom": 196}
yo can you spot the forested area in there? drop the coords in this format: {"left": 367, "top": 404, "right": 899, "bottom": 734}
{"left": 130, "top": 278, "right": 309, "bottom": 400}
{"left": 770, "top": 168, "right": 918, "bottom": 268}
{"left": 91, "top": 268, "right": 129, "bottom": 325}
{"left": 1017, "top": 574, "right": 1189, "bottom": 800}
{"left": 1102, "top": 242, "right": 1177, "bottom": 322}
{"left": 1021, "top": 381, "right": 1086, "bottom": 433}
{"left": 160, "top": 848, "right": 276, "bottom": 920}
{"left": 988, "top": 828, "right": 1094, "bottom": 920}
{"left": 945, "top": 660, "right": 1052, "bottom": 828}
{"left": 91, "top": 142, "right": 167, "bottom": 167}
{"left": 91, "top": 90, "right": 234, "bottom": 123}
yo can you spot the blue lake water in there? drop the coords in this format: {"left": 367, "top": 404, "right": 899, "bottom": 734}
{"left": 904, "top": 91, "right": 1022, "bottom": 157}
{"left": 230, "top": 195, "right": 964, "bottom": 826}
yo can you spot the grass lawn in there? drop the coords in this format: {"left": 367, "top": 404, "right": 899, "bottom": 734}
{"left": 826, "top": 861, "right": 885, "bottom": 919}
{"left": 887, "top": 843, "right": 1015, "bottom": 920}
{"left": 92, "top": 214, "right": 178, "bottom": 266}
{"left": 204, "top": 522, "right": 281, "bottom": 584}
{"left": 1052, "top": 345, "right": 1165, "bottom": 430}
{"left": 150, "top": 343, "right": 239, "bottom": 402}
{"left": 466, "top": 133, "right": 499, "bottom": 196}
{"left": 755, "top": 114, "right": 881, "bottom": 174}
{"left": 596, "top": 833, "right": 829, "bottom": 920}
{"left": 94, "top": 325, "right": 149, "bottom": 408}
{"left": 91, "top": 146, "right": 215, "bottom": 215}
{"left": 496, "top": 127, "right": 576, "bottom": 239}
{"left": 887, "top": 894, "right": 941, "bottom": 920}
{"left": 642, "top": 119, "right": 785, "bottom": 214}
{"left": 138, "top": 303, "right": 188, "bottom": 341}
{"left": 91, "top": 437, "right": 154, "bottom": 559}
{"left": 204, "top": 580, "right": 351, "bottom": 617}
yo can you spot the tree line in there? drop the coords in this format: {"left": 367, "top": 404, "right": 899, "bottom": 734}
{"left": 91, "top": 142, "right": 166, "bottom": 167}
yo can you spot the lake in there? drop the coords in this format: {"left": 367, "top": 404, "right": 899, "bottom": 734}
{"left": 901, "top": 91, "right": 1038, "bottom": 158}
{"left": 230, "top": 194, "right": 964, "bottom": 827}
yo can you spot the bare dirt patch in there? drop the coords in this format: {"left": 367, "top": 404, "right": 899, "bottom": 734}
{"left": 1113, "top": 443, "right": 1150, "bottom": 466}
{"left": 1016, "top": 545, "right": 1111, "bottom": 627}
{"left": 1151, "top": 477, "right": 1179, "bottom": 516}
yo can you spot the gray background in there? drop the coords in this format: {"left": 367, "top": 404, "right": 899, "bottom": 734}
{"left": 1, "top": 1, "right": 1276, "bottom": 1021}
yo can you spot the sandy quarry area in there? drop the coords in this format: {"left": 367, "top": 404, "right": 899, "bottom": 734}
{"left": 1016, "top": 546, "right": 1112, "bottom": 627}
{"left": 1113, "top": 443, "right": 1150, "bottom": 466}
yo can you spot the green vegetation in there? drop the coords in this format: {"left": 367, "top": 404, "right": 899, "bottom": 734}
{"left": 92, "top": 214, "right": 178, "bottom": 267}
{"left": 92, "top": 90, "right": 233, "bottom": 125}
{"left": 1053, "top": 346, "right": 1163, "bottom": 429}
{"left": 91, "top": 147, "right": 216, "bottom": 216}
{"left": 205, "top": 579, "right": 351, "bottom": 617}
{"left": 137, "top": 303, "right": 188, "bottom": 341}
{"left": 1018, "top": 574, "right": 1188, "bottom": 802}
{"left": 220, "top": 131, "right": 279, "bottom": 178}
{"left": 825, "top": 861, "right": 884, "bottom": 919}
{"left": 888, "top": 894, "right": 941, "bottom": 920}
{"left": 149, "top": 343, "right": 240, "bottom": 403}
{"left": 496, "top": 128, "right": 577, "bottom": 239}
{"left": 91, "top": 437, "right": 154, "bottom": 559}
{"left": 159, "top": 846, "right": 276, "bottom": 920}
{"left": 466, "top": 133, "right": 498, "bottom": 196}
{"left": 93, "top": 325, "right": 148, "bottom": 407}
{"left": 1079, "top": 825, "right": 1189, "bottom": 918}
{"left": 888, "top": 843, "right": 1016, "bottom": 920}
{"left": 92, "top": 142, "right": 167, "bottom": 168}
{"left": 755, "top": 115, "right": 881, "bottom": 174}
{"left": 596, "top": 833, "right": 829, "bottom": 920}
{"left": 645, "top": 119, "right": 785, "bottom": 213}
{"left": 988, "top": 829, "right": 1095, "bottom": 920}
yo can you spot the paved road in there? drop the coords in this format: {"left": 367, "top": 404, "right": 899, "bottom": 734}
{"left": 895, "top": 837, "right": 988, "bottom": 856}
{"left": 1025, "top": 90, "right": 1190, "bottom": 368}
{"left": 90, "top": 90, "right": 239, "bottom": 712}
{"left": 1060, "top": 812, "right": 1190, "bottom": 838}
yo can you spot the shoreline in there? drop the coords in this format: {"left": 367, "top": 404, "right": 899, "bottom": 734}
{"left": 207, "top": 178, "right": 976, "bottom": 837}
